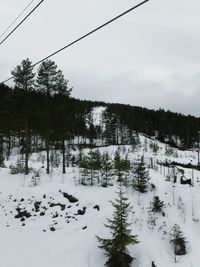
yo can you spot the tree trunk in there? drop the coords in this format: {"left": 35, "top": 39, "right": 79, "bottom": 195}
{"left": 46, "top": 130, "right": 50, "bottom": 174}
{"left": 0, "top": 134, "right": 4, "bottom": 167}
{"left": 62, "top": 138, "right": 66, "bottom": 174}
{"left": 24, "top": 117, "right": 29, "bottom": 175}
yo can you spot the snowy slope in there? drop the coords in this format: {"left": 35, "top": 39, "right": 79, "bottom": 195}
{"left": 0, "top": 136, "right": 200, "bottom": 267}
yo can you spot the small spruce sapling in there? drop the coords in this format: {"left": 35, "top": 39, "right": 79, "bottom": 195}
{"left": 132, "top": 156, "right": 149, "bottom": 193}
{"left": 170, "top": 224, "right": 187, "bottom": 263}
{"left": 152, "top": 196, "right": 164, "bottom": 213}
{"left": 97, "top": 185, "right": 139, "bottom": 267}
{"left": 101, "top": 152, "right": 113, "bottom": 187}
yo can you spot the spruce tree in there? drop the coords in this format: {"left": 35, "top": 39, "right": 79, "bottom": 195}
{"left": 152, "top": 196, "right": 164, "bottom": 213}
{"left": 132, "top": 156, "right": 149, "bottom": 193}
{"left": 97, "top": 185, "right": 139, "bottom": 267}
{"left": 114, "top": 149, "right": 123, "bottom": 182}
{"left": 101, "top": 152, "right": 113, "bottom": 187}
{"left": 170, "top": 224, "right": 187, "bottom": 263}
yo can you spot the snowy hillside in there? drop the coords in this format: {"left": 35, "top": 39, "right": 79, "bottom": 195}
{"left": 0, "top": 136, "right": 200, "bottom": 267}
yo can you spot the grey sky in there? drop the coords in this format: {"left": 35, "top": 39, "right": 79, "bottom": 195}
{"left": 1, "top": 0, "right": 200, "bottom": 116}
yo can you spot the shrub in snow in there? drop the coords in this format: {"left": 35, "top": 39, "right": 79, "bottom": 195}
{"left": 78, "top": 149, "right": 102, "bottom": 186}
{"left": 0, "top": 153, "right": 5, "bottom": 167}
{"left": 170, "top": 224, "right": 187, "bottom": 263}
{"left": 165, "top": 146, "right": 174, "bottom": 157}
{"left": 30, "top": 169, "right": 42, "bottom": 187}
{"left": 131, "top": 133, "right": 140, "bottom": 152}
{"left": 147, "top": 209, "right": 157, "bottom": 230}
{"left": 9, "top": 159, "right": 25, "bottom": 174}
{"left": 50, "top": 150, "right": 61, "bottom": 168}
{"left": 37, "top": 153, "right": 45, "bottom": 164}
{"left": 150, "top": 142, "right": 159, "bottom": 155}
{"left": 97, "top": 185, "right": 139, "bottom": 267}
{"left": 152, "top": 196, "right": 164, "bottom": 213}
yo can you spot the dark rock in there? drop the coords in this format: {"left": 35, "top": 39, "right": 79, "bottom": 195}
{"left": 20, "top": 217, "right": 25, "bottom": 222}
{"left": 50, "top": 227, "right": 56, "bottom": 232}
{"left": 49, "top": 203, "right": 65, "bottom": 211}
{"left": 93, "top": 205, "right": 100, "bottom": 211}
{"left": 82, "top": 226, "right": 87, "bottom": 230}
{"left": 62, "top": 192, "right": 78, "bottom": 203}
{"left": 15, "top": 207, "right": 31, "bottom": 219}
{"left": 34, "top": 201, "right": 41, "bottom": 212}
{"left": 40, "top": 212, "right": 45, "bottom": 216}
{"left": 20, "top": 198, "right": 24, "bottom": 202}
{"left": 76, "top": 207, "right": 86, "bottom": 216}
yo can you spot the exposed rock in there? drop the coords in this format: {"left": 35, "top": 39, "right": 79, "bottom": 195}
{"left": 93, "top": 205, "right": 100, "bottom": 211}
{"left": 34, "top": 201, "right": 41, "bottom": 212}
{"left": 49, "top": 203, "right": 66, "bottom": 211}
{"left": 62, "top": 192, "right": 78, "bottom": 203}
{"left": 15, "top": 207, "right": 31, "bottom": 219}
{"left": 76, "top": 207, "right": 86, "bottom": 216}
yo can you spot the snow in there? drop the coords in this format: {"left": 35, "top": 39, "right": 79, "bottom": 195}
{"left": 0, "top": 136, "right": 200, "bottom": 267}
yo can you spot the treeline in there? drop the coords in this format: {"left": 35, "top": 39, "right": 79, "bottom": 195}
{"left": 104, "top": 103, "right": 200, "bottom": 149}
{"left": 0, "top": 58, "right": 200, "bottom": 173}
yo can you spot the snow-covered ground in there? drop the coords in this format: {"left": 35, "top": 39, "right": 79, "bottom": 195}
{"left": 0, "top": 136, "right": 200, "bottom": 267}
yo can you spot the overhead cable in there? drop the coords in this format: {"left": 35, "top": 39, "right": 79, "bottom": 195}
{"left": 3, "top": 0, "right": 150, "bottom": 83}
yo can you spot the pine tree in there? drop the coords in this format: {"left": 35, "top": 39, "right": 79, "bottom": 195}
{"left": 11, "top": 58, "right": 35, "bottom": 92}
{"left": 170, "top": 224, "right": 187, "bottom": 263}
{"left": 0, "top": 133, "right": 5, "bottom": 167}
{"left": 36, "top": 60, "right": 58, "bottom": 174}
{"left": 55, "top": 70, "right": 72, "bottom": 96}
{"left": 97, "top": 186, "right": 139, "bottom": 267}
{"left": 132, "top": 156, "right": 149, "bottom": 193}
{"left": 51, "top": 70, "right": 72, "bottom": 174}
{"left": 11, "top": 58, "right": 35, "bottom": 175}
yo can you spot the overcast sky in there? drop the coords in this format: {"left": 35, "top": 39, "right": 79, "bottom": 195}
{"left": 1, "top": 0, "right": 200, "bottom": 117}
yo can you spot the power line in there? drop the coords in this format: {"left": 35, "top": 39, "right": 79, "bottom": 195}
{"left": 0, "top": 0, "right": 35, "bottom": 40}
{"left": 3, "top": 0, "right": 150, "bottom": 83}
{"left": 0, "top": 0, "right": 45, "bottom": 46}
